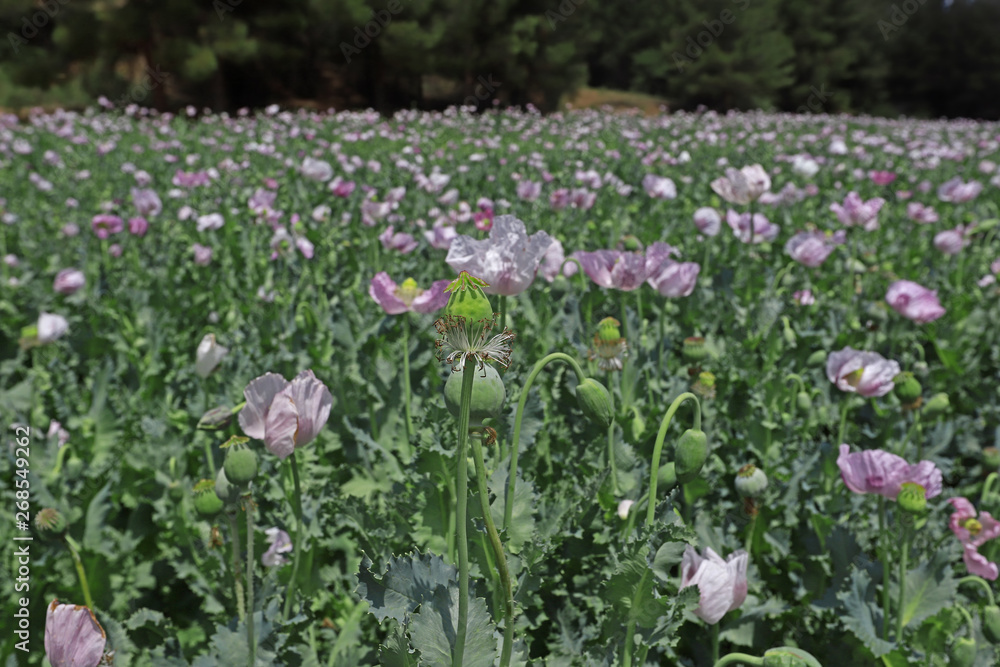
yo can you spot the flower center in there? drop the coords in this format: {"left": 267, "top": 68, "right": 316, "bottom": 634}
{"left": 841, "top": 368, "right": 864, "bottom": 388}
{"left": 962, "top": 517, "right": 983, "bottom": 537}
{"left": 395, "top": 277, "right": 423, "bottom": 307}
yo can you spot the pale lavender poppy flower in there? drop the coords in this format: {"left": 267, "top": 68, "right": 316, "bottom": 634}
{"left": 710, "top": 164, "right": 771, "bottom": 206}
{"left": 197, "top": 213, "right": 225, "bottom": 232}
{"left": 572, "top": 242, "right": 676, "bottom": 291}
{"left": 47, "top": 420, "right": 70, "bottom": 446}
{"left": 329, "top": 177, "right": 356, "bottom": 197}
{"left": 424, "top": 221, "right": 457, "bottom": 250}
{"left": 192, "top": 243, "right": 213, "bottom": 266}
{"left": 933, "top": 226, "right": 968, "bottom": 255}
{"left": 647, "top": 260, "right": 700, "bottom": 297}
{"left": 128, "top": 216, "right": 148, "bottom": 236}
{"left": 679, "top": 546, "right": 749, "bottom": 624}
{"left": 886, "top": 280, "right": 945, "bottom": 323}
{"left": 793, "top": 289, "right": 815, "bottom": 306}
{"left": 91, "top": 214, "right": 123, "bottom": 239}
{"left": 642, "top": 174, "right": 677, "bottom": 199}
{"left": 906, "top": 202, "right": 939, "bottom": 224}
{"left": 108, "top": 244, "right": 122, "bottom": 258}
{"left": 62, "top": 223, "right": 80, "bottom": 237}
{"left": 830, "top": 192, "right": 885, "bottom": 230}
{"left": 296, "top": 237, "right": 314, "bottom": 259}
{"left": 45, "top": 600, "right": 107, "bottom": 667}
{"left": 693, "top": 208, "right": 721, "bottom": 236}
{"left": 516, "top": 180, "right": 541, "bottom": 201}
{"left": 239, "top": 370, "right": 333, "bottom": 459}
{"left": 3, "top": 254, "right": 17, "bottom": 268}
{"left": 361, "top": 200, "right": 391, "bottom": 227}
{"left": 837, "top": 444, "right": 942, "bottom": 501}
{"left": 446, "top": 215, "right": 553, "bottom": 296}
{"left": 938, "top": 177, "right": 983, "bottom": 203}
{"left": 784, "top": 231, "right": 843, "bottom": 267}
{"left": 262, "top": 527, "right": 293, "bottom": 567}
{"left": 301, "top": 157, "right": 333, "bottom": 182}
{"left": 726, "top": 210, "right": 780, "bottom": 244}
{"left": 949, "top": 498, "right": 1000, "bottom": 580}
{"left": 249, "top": 188, "right": 277, "bottom": 214}
{"left": 38, "top": 313, "right": 69, "bottom": 344}
{"left": 54, "top": 269, "right": 85, "bottom": 295}
{"left": 131, "top": 188, "right": 162, "bottom": 218}
{"left": 369, "top": 273, "right": 450, "bottom": 315}
{"left": 539, "top": 239, "right": 565, "bottom": 282}
{"left": 549, "top": 188, "right": 571, "bottom": 210}
{"left": 379, "top": 225, "right": 418, "bottom": 254}
{"left": 826, "top": 347, "right": 900, "bottom": 397}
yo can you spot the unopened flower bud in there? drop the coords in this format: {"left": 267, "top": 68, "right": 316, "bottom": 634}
{"left": 674, "top": 429, "right": 708, "bottom": 483}
{"left": 682, "top": 337, "right": 709, "bottom": 363}
{"left": 617, "top": 499, "right": 634, "bottom": 519}
{"left": 806, "top": 350, "right": 827, "bottom": 367}
{"left": 193, "top": 479, "right": 224, "bottom": 517}
{"left": 949, "top": 637, "right": 976, "bottom": 667}
{"left": 922, "top": 392, "right": 950, "bottom": 418}
{"left": 897, "top": 481, "right": 927, "bottom": 514}
{"left": 796, "top": 391, "right": 812, "bottom": 412}
{"left": 576, "top": 378, "right": 614, "bottom": 427}
{"left": 762, "top": 647, "right": 822, "bottom": 667}
{"left": 215, "top": 467, "right": 239, "bottom": 505}
{"left": 982, "top": 605, "right": 1000, "bottom": 644}
{"left": 782, "top": 319, "right": 796, "bottom": 347}
{"left": 224, "top": 444, "right": 259, "bottom": 486}
{"left": 982, "top": 447, "right": 1000, "bottom": 471}
{"left": 198, "top": 405, "right": 235, "bottom": 430}
{"left": 735, "top": 464, "right": 768, "bottom": 499}
{"left": 444, "top": 271, "right": 494, "bottom": 324}
{"left": 893, "top": 372, "right": 922, "bottom": 404}
{"left": 35, "top": 508, "right": 65, "bottom": 533}
{"left": 444, "top": 364, "right": 506, "bottom": 428}
{"left": 658, "top": 461, "right": 677, "bottom": 491}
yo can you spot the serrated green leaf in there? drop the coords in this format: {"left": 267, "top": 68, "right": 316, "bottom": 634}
{"left": 838, "top": 568, "right": 894, "bottom": 658}
{"left": 488, "top": 461, "right": 536, "bottom": 554}
{"left": 356, "top": 550, "right": 457, "bottom": 624}
{"left": 83, "top": 481, "right": 112, "bottom": 552}
{"left": 379, "top": 622, "right": 419, "bottom": 667}
{"left": 900, "top": 549, "right": 957, "bottom": 629}
{"left": 409, "top": 585, "right": 497, "bottom": 667}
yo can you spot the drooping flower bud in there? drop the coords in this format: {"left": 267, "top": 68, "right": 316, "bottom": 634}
{"left": 897, "top": 481, "right": 927, "bottom": 514}
{"left": 782, "top": 318, "right": 796, "bottom": 347}
{"left": 658, "top": 461, "right": 677, "bottom": 491}
{"left": 621, "top": 235, "right": 643, "bottom": 252}
{"left": 949, "top": 637, "right": 976, "bottom": 667}
{"left": 625, "top": 406, "right": 646, "bottom": 444}
{"left": 922, "top": 392, "right": 950, "bottom": 418}
{"left": 444, "top": 364, "right": 506, "bottom": 428}
{"left": 806, "top": 350, "right": 827, "bottom": 367}
{"left": 982, "top": 605, "right": 1000, "bottom": 644}
{"left": 193, "top": 479, "right": 224, "bottom": 517}
{"left": 35, "top": 508, "right": 66, "bottom": 533}
{"left": 735, "top": 464, "right": 768, "bottom": 499}
{"left": 198, "top": 405, "right": 235, "bottom": 430}
{"left": 796, "top": 391, "right": 812, "bottom": 412}
{"left": 674, "top": 429, "right": 709, "bottom": 483}
{"left": 762, "top": 647, "right": 822, "bottom": 667}
{"left": 576, "top": 378, "right": 614, "bottom": 427}
{"left": 893, "top": 372, "right": 922, "bottom": 404}
{"left": 444, "top": 271, "right": 494, "bottom": 324}
{"left": 682, "top": 337, "right": 709, "bottom": 363}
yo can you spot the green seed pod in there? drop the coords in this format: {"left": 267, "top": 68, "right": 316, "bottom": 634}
{"left": 735, "top": 464, "right": 768, "bottom": 499}
{"left": 576, "top": 378, "right": 614, "bottom": 428}
{"left": 806, "top": 350, "right": 827, "bottom": 367}
{"left": 893, "top": 372, "right": 922, "bottom": 403}
{"left": 896, "top": 481, "right": 927, "bottom": 514}
{"left": 193, "top": 479, "right": 224, "bottom": 517}
{"left": 762, "top": 647, "right": 822, "bottom": 667}
{"left": 444, "top": 364, "right": 506, "bottom": 428}
{"left": 782, "top": 319, "right": 796, "bottom": 347}
{"left": 982, "top": 605, "right": 1000, "bottom": 645}
{"left": 658, "top": 461, "right": 677, "bottom": 491}
{"left": 65, "top": 456, "right": 84, "bottom": 479}
{"left": 215, "top": 467, "right": 239, "bottom": 506}
{"left": 682, "top": 337, "right": 709, "bottom": 363}
{"left": 922, "top": 392, "right": 950, "bottom": 418}
{"left": 224, "top": 445, "right": 259, "bottom": 485}
{"left": 949, "top": 637, "right": 976, "bottom": 667}
{"left": 796, "top": 391, "right": 812, "bottom": 412}
{"left": 596, "top": 317, "right": 622, "bottom": 343}
{"left": 674, "top": 429, "right": 708, "bottom": 484}
{"left": 444, "top": 271, "right": 494, "bottom": 324}
{"left": 621, "top": 235, "right": 643, "bottom": 252}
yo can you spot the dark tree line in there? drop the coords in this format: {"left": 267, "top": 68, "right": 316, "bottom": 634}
{"left": 1, "top": 0, "right": 998, "bottom": 118}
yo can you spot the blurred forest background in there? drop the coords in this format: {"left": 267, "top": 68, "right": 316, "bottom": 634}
{"left": 1, "top": 0, "right": 999, "bottom": 119}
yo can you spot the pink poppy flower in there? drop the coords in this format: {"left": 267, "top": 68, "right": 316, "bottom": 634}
{"left": 369, "top": 273, "right": 450, "bottom": 315}
{"left": 869, "top": 170, "right": 897, "bottom": 186}
{"left": 642, "top": 174, "right": 677, "bottom": 199}
{"left": 826, "top": 347, "right": 900, "bottom": 397}
{"left": 516, "top": 180, "right": 541, "bottom": 201}
{"left": 262, "top": 527, "right": 293, "bottom": 567}
{"left": 938, "top": 177, "right": 983, "bottom": 203}
{"left": 948, "top": 497, "right": 1000, "bottom": 580}
{"left": 679, "top": 546, "right": 749, "bottom": 624}
{"left": 572, "top": 242, "right": 676, "bottom": 291}
{"left": 784, "top": 231, "right": 844, "bottom": 268}
{"left": 329, "top": 177, "right": 356, "bottom": 197}
{"left": 192, "top": 243, "right": 213, "bottom": 266}
{"left": 933, "top": 226, "right": 968, "bottom": 255}
{"left": 108, "top": 244, "right": 122, "bottom": 258}
{"left": 906, "top": 202, "right": 939, "bottom": 224}
{"left": 886, "top": 280, "right": 945, "bottom": 324}
{"left": 446, "top": 215, "right": 554, "bottom": 296}
{"left": 693, "top": 208, "right": 721, "bottom": 236}
{"left": 647, "top": 260, "right": 700, "bottom": 297}
{"left": 128, "top": 216, "right": 149, "bottom": 236}
{"left": 793, "top": 289, "right": 815, "bottom": 306}
{"left": 830, "top": 192, "right": 885, "bottom": 230}
{"left": 837, "top": 444, "right": 942, "bottom": 501}
{"left": 424, "top": 221, "right": 457, "bottom": 250}
{"left": 726, "top": 210, "right": 780, "bottom": 244}
{"left": 539, "top": 239, "right": 565, "bottom": 282}
{"left": 91, "top": 214, "right": 123, "bottom": 239}
{"left": 710, "top": 164, "right": 771, "bottom": 205}
{"left": 54, "top": 268, "right": 85, "bottom": 295}
{"left": 473, "top": 208, "right": 494, "bottom": 231}
{"left": 131, "top": 187, "right": 162, "bottom": 218}
{"left": 45, "top": 600, "right": 107, "bottom": 667}
{"left": 239, "top": 370, "right": 333, "bottom": 459}
{"left": 379, "top": 225, "right": 418, "bottom": 254}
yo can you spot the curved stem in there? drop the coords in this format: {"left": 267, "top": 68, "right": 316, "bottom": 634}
{"left": 282, "top": 453, "right": 305, "bottom": 621}
{"left": 470, "top": 432, "right": 515, "bottom": 667}
{"left": 401, "top": 315, "right": 414, "bottom": 457}
{"left": 64, "top": 535, "right": 94, "bottom": 610}
{"left": 982, "top": 473, "right": 999, "bottom": 507}
{"left": 771, "top": 260, "right": 797, "bottom": 294}
{"left": 505, "top": 352, "right": 588, "bottom": 533}
{"left": 958, "top": 576, "right": 997, "bottom": 606}
{"left": 714, "top": 654, "right": 765, "bottom": 667}
{"left": 246, "top": 494, "right": 257, "bottom": 667}
{"left": 646, "top": 393, "right": 701, "bottom": 528}
{"left": 453, "top": 363, "right": 476, "bottom": 667}
{"left": 228, "top": 511, "right": 246, "bottom": 623}
{"left": 956, "top": 604, "right": 976, "bottom": 636}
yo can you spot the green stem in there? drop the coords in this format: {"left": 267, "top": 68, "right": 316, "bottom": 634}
{"left": 784, "top": 373, "right": 806, "bottom": 415}
{"left": 837, "top": 399, "right": 851, "bottom": 446}
{"left": 282, "top": 453, "right": 305, "bottom": 621}
{"left": 246, "top": 494, "right": 256, "bottom": 667}
{"left": 440, "top": 457, "right": 457, "bottom": 563}
{"left": 621, "top": 569, "right": 649, "bottom": 667}
{"left": 900, "top": 410, "right": 921, "bottom": 458}
{"left": 608, "top": 384, "right": 620, "bottom": 496}
{"left": 505, "top": 352, "right": 588, "bottom": 533}
{"left": 956, "top": 605, "right": 975, "bottom": 636}
{"left": 713, "top": 654, "right": 765, "bottom": 667}
{"left": 453, "top": 363, "right": 476, "bottom": 667}
{"left": 64, "top": 535, "right": 94, "bottom": 610}
{"left": 712, "top": 622, "right": 721, "bottom": 665}
{"left": 896, "top": 521, "right": 909, "bottom": 642}
{"left": 471, "top": 432, "right": 515, "bottom": 667}
{"left": 646, "top": 392, "right": 701, "bottom": 528}
{"left": 499, "top": 295, "right": 508, "bottom": 332}
{"left": 228, "top": 511, "right": 246, "bottom": 623}
{"left": 982, "top": 473, "right": 999, "bottom": 507}
{"left": 958, "top": 575, "right": 997, "bottom": 606}
{"left": 401, "top": 315, "right": 413, "bottom": 460}
{"left": 879, "top": 496, "right": 890, "bottom": 640}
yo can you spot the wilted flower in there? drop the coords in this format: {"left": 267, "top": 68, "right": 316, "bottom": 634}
{"left": 710, "top": 164, "right": 771, "bottom": 205}
{"left": 446, "top": 215, "right": 553, "bottom": 296}
{"left": 301, "top": 157, "right": 333, "bottom": 182}
{"left": 262, "top": 527, "right": 293, "bottom": 567}
{"left": 837, "top": 444, "right": 942, "bottom": 501}
{"left": 679, "top": 546, "right": 749, "bottom": 624}
{"left": 54, "top": 268, "right": 85, "bottom": 295}
{"left": 45, "top": 600, "right": 107, "bottom": 667}
{"left": 826, "top": 347, "right": 900, "bottom": 397}
{"left": 588, "top": 317, "right": 628, "bottom": 371}
{"left": 195, "top": 334, "right": 228, "bottom": 378}
{"left": 369, "top": 273, "right": 450, "bottom": 315}
{"left": 949, "top": 497, "right": 1000, "bottom": 580}
{"left": 573, "top": 242, "right": 676, "bottom": 291}
{"left": 693, "top": 207, "right": 721, "bottom": 236}
{"left": 239, "top": 370, "right": 333, "bottom": 459}
{"left": 830, "top": 192, "right": 885, "bottom": 230}
{"left": 885, "top": 280, "right": 946, "bottom": 324}
{"left": 90, "top": 214, "right": 123, "bottom": 239}
{"left": 726, "top": 210, "right": 780, "bottom": 244}
{"left": 933, "top": 226, "right": 968, "bottom": 255}
{"left": 131, "top": 187, "right": 162, "bottom": 218}
{"left": 647, "top": 260, "right": 700, "bottom": 297}
{"left": 434, "top": 272, "right": 515, "bottom": 371}
{"left": 784, "top": 231, "right": 844, "bottom": 267}
{"left": 938, "top": 177, "right": 983, "bottom": 203}
{"left": 642, "top": 174, "right": 677, "bottom": 199}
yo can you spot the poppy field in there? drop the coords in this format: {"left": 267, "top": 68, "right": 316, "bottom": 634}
{"left": 2, "top": 104, "right": 1000, "bottom": 666}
